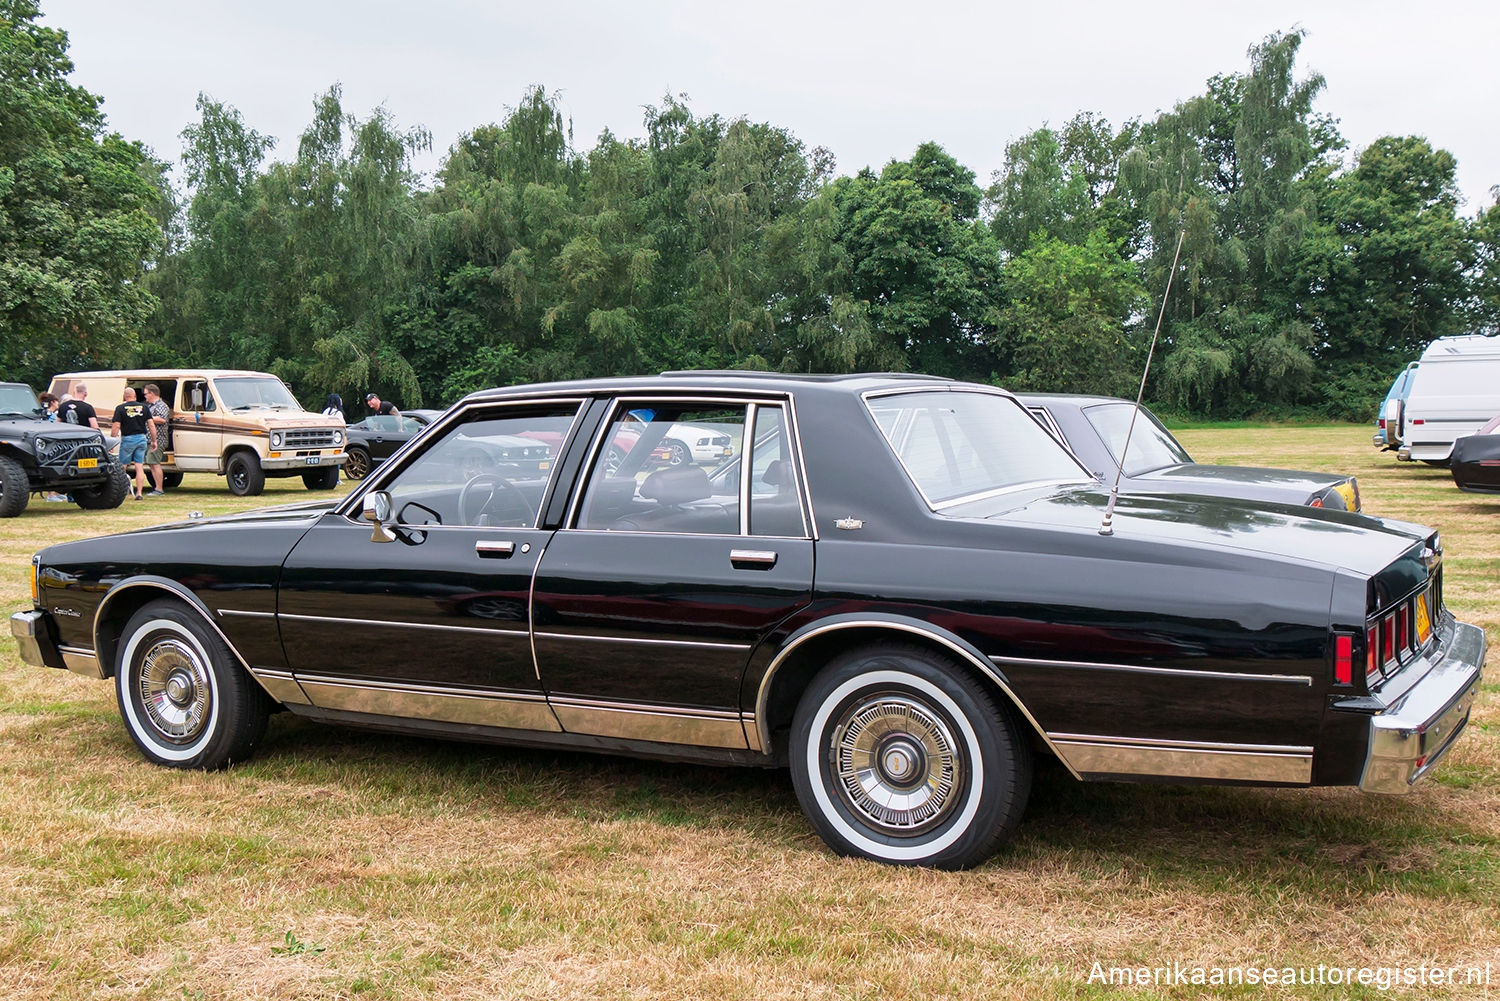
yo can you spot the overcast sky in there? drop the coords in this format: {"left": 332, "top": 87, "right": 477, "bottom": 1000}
{"left": 40, "top": 0, "right": 1500, "bottom": 213}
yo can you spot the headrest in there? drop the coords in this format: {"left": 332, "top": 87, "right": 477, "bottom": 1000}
{"left": 640, "top": 465, "right": 711, "bottom": 505}
{"left": 762, "top": 459, "right": 783, "bottom": 486}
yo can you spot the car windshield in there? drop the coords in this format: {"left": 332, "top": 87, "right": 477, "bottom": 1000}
{"left": 214, "top": 376, "right": 300, "bottom": 411}
{"left": 868, "top": 390, "right": 1090, "bottom": 508}
{"left": 0, "top": 384, "right": 40, "bottom": 417}
{"left": 1082, "top": 402, "right": 1192, "bottom": 475}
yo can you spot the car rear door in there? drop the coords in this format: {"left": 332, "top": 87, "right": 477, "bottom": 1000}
{"left": 531, "top": 396, "right": 814, "bottom": 750}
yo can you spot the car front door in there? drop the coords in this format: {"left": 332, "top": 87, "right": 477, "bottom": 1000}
{"left": 277, "top": 400, "right": 586, "bottom": 732}
{"left": 531, "top": 398, "right": 814, "bottom": 751}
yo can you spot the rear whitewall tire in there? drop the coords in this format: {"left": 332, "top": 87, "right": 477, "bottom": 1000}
{"left": 790, "top": 646, "right": 1032, "bottom": 869}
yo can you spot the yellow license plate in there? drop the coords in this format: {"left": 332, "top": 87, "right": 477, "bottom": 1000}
{"left": 76, "top": 458, "right": 98, "bottom": 469}
{"left": 1415, "top": 591, "right": 1432, "bottom": 645}
{"left": 539, "top": 460, "right": 550, "bottom": 471}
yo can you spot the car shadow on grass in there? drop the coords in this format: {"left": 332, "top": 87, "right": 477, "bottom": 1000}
{"left": 244, "top": 715, "right": 1497, "bottom": 896}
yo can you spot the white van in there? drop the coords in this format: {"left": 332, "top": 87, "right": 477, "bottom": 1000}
{"left": 1397, "top": 335, "right": 1500, "bottom": 464}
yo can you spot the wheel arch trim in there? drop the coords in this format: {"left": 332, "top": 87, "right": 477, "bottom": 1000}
{"left": 754, "top": 614, "right": 1081, "bottom": 779}
{"left": 92, "top": 577, "right": 287, "bottom": 703}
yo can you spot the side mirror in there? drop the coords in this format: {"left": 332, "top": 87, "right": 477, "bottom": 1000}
{"left": 362, "top": 491, "right": 397, "bottom": 543}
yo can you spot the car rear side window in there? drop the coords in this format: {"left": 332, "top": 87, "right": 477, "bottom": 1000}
{"left": 575, "top": 401, "right": 747, "bottom": 534}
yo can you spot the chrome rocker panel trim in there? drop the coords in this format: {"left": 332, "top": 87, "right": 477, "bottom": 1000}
{"left": 1049, "top": 733, "right": 1314, "bottom": 785}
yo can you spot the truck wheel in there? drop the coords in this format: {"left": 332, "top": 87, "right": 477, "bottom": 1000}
{"left": 73, "top": 463, "right": 130, "bottom": 510}
{"left": 163, "top": 472, "right": 184, "bottom": 489}
{"left": 115, "top": 598, "right": 271, "bottom": 769}
{"left": 225, "top": 453, "right": 265, "bottom": 496}
{"left": 789, "top": 645, "right": 1033, "bottom": 870}
{"left": 0, "top": 455, "right": 29, "bottom": 517}
{"left": 302, "top": 466, "right": 338, "bottom": 490}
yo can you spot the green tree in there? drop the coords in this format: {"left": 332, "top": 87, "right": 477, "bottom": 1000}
{"left": 994, "top": 229, "right": 1147, "bottom": 396}
{"left": 829, "top": 143, "right": 1002, "bottom": 378}
{"left": 0, "top": 0, "right": 163, "bottom": 385}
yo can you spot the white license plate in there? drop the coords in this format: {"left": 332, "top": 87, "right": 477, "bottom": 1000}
{"left": 304, "top": 456, "right": 321, "bottom": 465}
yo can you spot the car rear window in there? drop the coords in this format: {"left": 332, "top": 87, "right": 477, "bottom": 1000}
{"left": 868, "top": 390, "right": 1089, "bottom": 508}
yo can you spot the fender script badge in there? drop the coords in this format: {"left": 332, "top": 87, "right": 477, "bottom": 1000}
{"left": 835, "top": 517, "right": 863, "bottom": 531}
{"left": 52, "top": 607, "right": 81, "bottom": 618}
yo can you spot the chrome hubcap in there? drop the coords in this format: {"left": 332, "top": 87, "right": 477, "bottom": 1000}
{"left": 137, "top": 638, "right": 212, "bottom": 743}
{"left": 832, "top": 694, "right": 961, "bottom": 835}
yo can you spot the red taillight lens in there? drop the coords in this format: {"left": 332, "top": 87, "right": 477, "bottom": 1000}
{"left": 1309, "top": 497, "right": 1324, "bottom": 508}
{"left": 1366, "top": 625, "right": 1379, "bottom": 679}
{"left": 1397, "top": 604, "right": 1410, "bottom": 653}
{"left": 1335, "top": 634, "right": 1353, "bottom": 685}
{"left": 1382, "top": 615, "right": 1396, "bottom": 667}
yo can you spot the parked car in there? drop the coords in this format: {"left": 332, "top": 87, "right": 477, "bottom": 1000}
{"left": 1396, "top": 334, "right": 1500, "bottom": 465}
{"left": 343, "top": 410, "right": 442, "bottom": 480}
{"left": 11, "top": 373, "right": 1485, "bottom": 870}
{"left": 1450, "top": 414, "right": 1500, "bottom": 494}
{"left": 1374, "top": 361, "right": 1419, "bottom": 451}
{"left": 0, "top": 382, "right": 129, "bottom": 516}
{"left": 1017, "top": 394, "right": 1361, "bottom": 511}
{"left": 49, "top": 369, "right": 348, "bottom": 495}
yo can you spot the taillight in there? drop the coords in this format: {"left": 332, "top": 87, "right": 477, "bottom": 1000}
{"left": 1396, "top": 604, "right": 1410, "bottom": 654}
{"left": 1309, "top": 497, "right": 1324, "bottom": 508}
{"left": 1365, "top": 625, "right": 1379, "bottom": 682}
{"left": 1334, "top": 634, "right": 1354, "bottom": 685}
{"left": 1381, "top": 615, "right": 1396, "bottom": 668}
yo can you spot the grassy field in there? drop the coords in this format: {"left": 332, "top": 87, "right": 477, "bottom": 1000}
{"left": 0, "top": 429, "right": 1496, "bottom": 1000}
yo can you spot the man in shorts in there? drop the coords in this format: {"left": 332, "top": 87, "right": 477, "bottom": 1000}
{"left": 142, "top": 383, "right": 171, "bottom": 496}
{"left": 111, "top": 387, "right": 153, "bottom": 500}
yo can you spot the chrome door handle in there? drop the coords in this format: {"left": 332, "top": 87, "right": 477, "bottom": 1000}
{"left": 475, "top": 540, "right": 516, "bottom": 558}
{"left": 730, "top": 549, "right": 778, "bottom": 569}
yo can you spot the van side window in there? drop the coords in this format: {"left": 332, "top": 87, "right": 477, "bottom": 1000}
{"left": 186, "top": 382, "right": 217, "bottom": 412}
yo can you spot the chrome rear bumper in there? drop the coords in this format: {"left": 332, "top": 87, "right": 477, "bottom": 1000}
{"left": 1361, "top": 620, "right": 1486, "bottom": 794}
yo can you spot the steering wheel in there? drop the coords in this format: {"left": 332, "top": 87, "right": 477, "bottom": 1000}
{"left": 458, "top": 473, "right": 535, "bottom": 526}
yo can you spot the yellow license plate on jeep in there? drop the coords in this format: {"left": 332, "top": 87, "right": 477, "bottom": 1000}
{"left": 76, "top": 458, "right": 98, "bottom": 469}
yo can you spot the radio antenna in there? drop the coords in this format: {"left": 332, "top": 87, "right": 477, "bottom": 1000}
{"left": 1099, "top": 225, "right": 1186, "bottom": 536}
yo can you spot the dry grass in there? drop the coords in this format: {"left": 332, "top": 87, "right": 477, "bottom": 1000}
{"left": 1, "top": 431, "right": 1497, "bottom": 1000}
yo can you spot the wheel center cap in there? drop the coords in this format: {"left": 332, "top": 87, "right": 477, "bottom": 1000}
{"left": 166, "top": 674, "right": 193, "bottom": 706}
{"left": 880, "top": 740, "right": 921, "bottom": 783}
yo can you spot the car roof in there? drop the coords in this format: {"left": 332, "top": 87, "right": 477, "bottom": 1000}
{"left": 459, "top": 371, "right": 965, "bottom": 405}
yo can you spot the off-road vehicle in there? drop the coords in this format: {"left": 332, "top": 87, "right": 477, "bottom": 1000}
{"left": 0, "top": 382, "right": 128, "bottom": 517}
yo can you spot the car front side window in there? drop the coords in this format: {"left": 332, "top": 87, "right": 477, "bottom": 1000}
{"left": 379, "top": 405, "right": 577, "bottom": 529}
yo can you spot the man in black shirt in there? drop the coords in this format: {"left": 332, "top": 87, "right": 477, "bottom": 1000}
{"left": 60, "top": 383, "right": 99, "bottom": 430}
{"left": 111, "top": 388, "right": 153, "bottom": 499}
{"left": 366, "top": 392, "right": 400, "bottom": 418}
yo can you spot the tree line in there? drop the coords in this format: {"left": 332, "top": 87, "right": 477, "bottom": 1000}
{"left": 4, "top": 0, "right": 1498, "bottom": 419}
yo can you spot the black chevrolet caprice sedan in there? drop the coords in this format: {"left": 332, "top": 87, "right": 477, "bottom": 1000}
{"left": 10, "top": 373, "right": 1487, "bottom": 869}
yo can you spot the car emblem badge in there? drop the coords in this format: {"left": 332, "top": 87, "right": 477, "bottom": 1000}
{"left": 835, "top": 517, "right": 863, "bottom": 531}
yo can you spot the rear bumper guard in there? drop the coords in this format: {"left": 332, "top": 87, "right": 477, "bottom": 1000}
{"left": 1360, "top": 620, "right": 1486, "bottom": 794}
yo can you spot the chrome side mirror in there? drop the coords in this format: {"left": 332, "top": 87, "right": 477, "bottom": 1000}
{"left": 362, "top": 491, "right": 396, "bottom": 543}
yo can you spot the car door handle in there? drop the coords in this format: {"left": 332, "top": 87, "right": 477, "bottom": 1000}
{"left": 475, "top": 540, "right": 516, "bottom": 558}
{"left": 730, "top": 549, "right": 778, "bottom": 569}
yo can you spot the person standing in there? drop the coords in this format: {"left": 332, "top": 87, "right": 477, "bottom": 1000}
{"left": 321, "top": 393, "right": 344, "bottom": 420}
{"left": 60, "top": 383, "right": 99, "bottom": 429}
{"left": 143, "top": 383, "right": 171, "bottom": 496}
{"left": 111, "top": 388, "right": 152, "bottom": 500}
{"left": 38, "top": 392, "right": 60, "bottom": 420}
{"left": 365, "top": 392, "right": 399, "bottom": 418}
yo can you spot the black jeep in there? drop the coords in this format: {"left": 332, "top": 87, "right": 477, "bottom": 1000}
{"left": 0, "top": 382, "right": 129, "bottom": 517}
